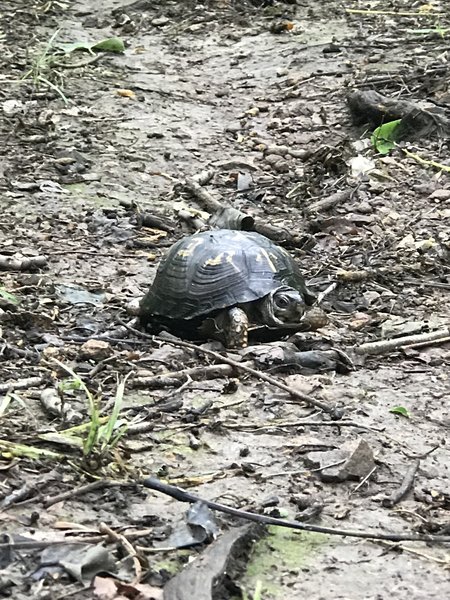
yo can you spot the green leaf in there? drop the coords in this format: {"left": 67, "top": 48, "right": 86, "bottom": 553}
{"left": 92, "top": 37, "right": 125, "bottom": 53}
{"left": 58, "top": 37, "right": 125, "bottom": 55}
{"left": 99, "top": 372, "right": 131, "bottom": 448}
{"left": 57, "top": 41, "right": 95, "bottom": 54}
{"left": 0, "top": 287, "right": 19, "bottom": 305}
{"left": 371, "top": 119, "right": 402, "bottom": 154}
{"left": 389, "top": 406, "right": 410, "bottom": 418}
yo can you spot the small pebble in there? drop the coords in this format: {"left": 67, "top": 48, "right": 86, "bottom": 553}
{"left": 264, "top": 154, "right": 281, "bottom": 165}
{"left": 273, "top": 160, "right": 290, "bottom": 173}
{"left": 152, "top": 16, "right": 170, "bottom": 27}
{"left": 355, "top": 201, "right": 373, "bottom": 214}
{"left": 429, "top": 189, "right": 450, "bottom": 201}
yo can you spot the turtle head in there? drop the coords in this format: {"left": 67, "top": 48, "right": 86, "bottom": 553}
{"left": 260, "top": 286, "right": 309, "bottom": 327}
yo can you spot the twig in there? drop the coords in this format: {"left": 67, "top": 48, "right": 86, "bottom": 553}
{"left": 167, "top": 345, "right": 343, "bottom": 416}
{"left": 377, "top": 540, "right": 450, "bottom": 566}
{"left": 99, "top": 522, "right": 142, "bottom": 585}
{"left": 352, "top": 466, "right": 377, "bottom": 494}
{"left": 403, "top": 445, "right": 439, "bottom": 460}
{"left": 0, "top": 377, "right": 44, "bottom": 393}
{"left": 0, "top": 255, "right": 47, "bottom": 271}
{"left": 382, "top": 459, "right": 420, "bottom": 508}
{"left": 401, "top": 336, "right": 450, "bottom": 350}
{"left": 43, "top": 479, "right": 120, "bottom": 508}
{"left": 118, "top": 322, "right": 343, "bottom": 419}
{"left": 303, "top": 189, "right": 354, "bottom": 215}
{"left": 0, "top": 342, "right": 39, "bottom": 359}
{"left": 142, "top": 477, "right": 450, "bottom": 543}
{"left": 0, "top": 527, "right": 156, "bottom": 551}
{"left": 183, "top": 177, "right": 223, "bottom": 213}
{"left": 354, "top": 328, "right": 450, "bottom": 356}
{"left": 315, "top": 282, "right": 338, "bottom": 305}
{"left": 345, "top": 8, "right": 437, "bottom": 16}
{"left": 402, "top": 148, "right": 450, "bottom": 173}
{"left": 222, "top": 419, "right": 379, "bottom": 432}
{"left": 131, "top": 364, "right": 234, "bottom": 389}
{"left": 354, "top": 66, "right": 448, "bottom": 88}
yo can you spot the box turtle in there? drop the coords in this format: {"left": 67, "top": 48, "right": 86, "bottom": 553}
{"left": 139, "top": 229, "right": 321, "bottom": 348}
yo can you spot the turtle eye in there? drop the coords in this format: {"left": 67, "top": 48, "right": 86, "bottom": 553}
{"left": 275, "top": 295, "right": 290, "bottom": 308}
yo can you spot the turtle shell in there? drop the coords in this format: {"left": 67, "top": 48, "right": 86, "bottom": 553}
{"left": 139, "top": 229, "right": 314, "bottom": 323}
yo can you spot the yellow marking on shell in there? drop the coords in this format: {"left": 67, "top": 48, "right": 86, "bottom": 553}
{"left": 205, "top": 251, "right": 230, "bottom": 266}
{"left": 176, "top": 238, "right": 204, "bottom": 258}
{"left": 259, "top": 249, "right": 277, "bottom": 272}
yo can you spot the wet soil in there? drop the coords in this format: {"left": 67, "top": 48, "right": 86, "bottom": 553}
{"left": 0, "top": 1, "right": 449, "bottom": 599}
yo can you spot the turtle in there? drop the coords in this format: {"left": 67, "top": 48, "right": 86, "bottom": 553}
{"left": 139, "top": 229, "right": 320, "bottom": 348}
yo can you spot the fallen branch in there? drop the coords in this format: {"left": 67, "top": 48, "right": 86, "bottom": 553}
{"left": 183, "top": 177, "right": 254, "bottom": 231}
{"left": 378, "top": 540, "right": 450, "bottom": 566}
{"left": 0, "top": 255, "right": 47, "bottom": 271}
{"left": 355, "top": 327, "right": 450, "bottom": 356}
{"left": 142, "top": 476, "right": 450, "bottom": 544}
{"left": 348, "top": 89, "right": 450, "bottom": 139}
{"left": 183, "top": 177, "right": 224, "bottom": 214}
{"left": 402, "top": 336, "right": 450, "bottom": 351}
{"left": 303, "top": 189, "right": 354, "bottom": 215}
{"left": 182, "top": 176, "right": 323, "bottom": 247}
{"left": 158, "top": 336, "right": 343, "bottom": 417}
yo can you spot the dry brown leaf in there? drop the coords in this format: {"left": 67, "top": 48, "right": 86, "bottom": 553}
{"left": 93, "top": 576, "right": 163, "bottom": 600}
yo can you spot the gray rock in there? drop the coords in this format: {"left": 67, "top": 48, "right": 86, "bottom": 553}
{"left": 305, "top": 438, "right": 375, "bottom": 483}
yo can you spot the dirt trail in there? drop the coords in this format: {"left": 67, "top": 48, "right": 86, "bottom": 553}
{"left": 0, "top": 1, "right": 449, "bottom": 599}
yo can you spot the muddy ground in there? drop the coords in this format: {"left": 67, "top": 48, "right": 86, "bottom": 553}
{"left": 0, "top": 0, "right": 449, "bottom": 599}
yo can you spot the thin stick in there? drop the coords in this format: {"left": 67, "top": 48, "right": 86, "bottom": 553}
{"left": 43, "top": 479, "right": 118, "bottom": 508}
{"left": 0, "top": 377, "right": 43, "bottom": 393}
{"left": 402, "top": 336, "right": 450, "bottom": 350}
{"left": 353, "top": 466, "right": 377, "bottom": 494}
{"left": 119, "top": 321, "right": 343, "bottom": 419}
{"left": 382, "top": 460, "right": 420, "bottom": 508}
{"left": 345, "top": 9, "right": 437, "bottom": 17}
{"left": 142, "top": 477, "right": 450, "bottom": 544}
{"left": 223, "top": 419, "right": 379, "bottom": 431}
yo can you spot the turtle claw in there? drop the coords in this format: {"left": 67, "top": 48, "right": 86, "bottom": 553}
{"left": 225, "top": 307, "right": 249, "bottom": 349}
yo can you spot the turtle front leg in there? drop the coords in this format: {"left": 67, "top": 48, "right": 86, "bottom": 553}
{"left": 224, "top": 306, "right": 249, "bottom": 348}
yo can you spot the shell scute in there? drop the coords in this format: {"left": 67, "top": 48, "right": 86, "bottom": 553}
{"left": 139, "top": 229, "right": 312, "bottom": 322}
